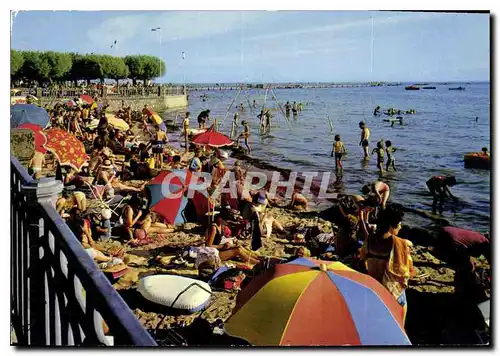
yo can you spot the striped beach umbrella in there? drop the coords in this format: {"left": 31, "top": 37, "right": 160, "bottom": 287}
{"left": 224, "top": 258, "right": 411, "bottom": 346}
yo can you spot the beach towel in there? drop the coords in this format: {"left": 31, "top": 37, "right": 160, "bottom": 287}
{"left": 383, "top": 237, "right": 415, "bottom": 300}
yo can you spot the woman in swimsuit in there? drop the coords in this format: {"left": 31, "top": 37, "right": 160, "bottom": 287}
{"left": 205, "top": 213, "right": 261, "bottom": 265}
{"left": 362, "top": 180, "right": 391, "bottom": 210}
{"left": 360, "top": 206, "right": 415, "bottom": 321}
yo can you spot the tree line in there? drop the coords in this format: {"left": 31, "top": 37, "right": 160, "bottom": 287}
{"left": 11, "top": 49, "right": 166, "bottom": 85}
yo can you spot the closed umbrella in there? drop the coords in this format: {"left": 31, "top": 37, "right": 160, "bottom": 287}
{"left": 10, "top": 104, "right": 50, "bottom": 129}
{"left": 224, "top": 258, "right": 411, "bottom": 346}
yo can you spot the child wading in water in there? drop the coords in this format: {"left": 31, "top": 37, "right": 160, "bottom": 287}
{"left": 372, "top": 140, "right": 385, "bottom": 175}
{"left": 385, "top": 140, "right": 397, "bottom": 172}
{"left": 331, "top": 134, "right": 346, "bottom": 170}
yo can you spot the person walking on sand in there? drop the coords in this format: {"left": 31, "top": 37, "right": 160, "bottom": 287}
{"left": 237, "top": 121, "right": 251, "bottom": 153}
{"left": 359, "top": 121, "right": 371, "bottom": 159}
{"left": 331, "top": 134, "right": 347, "bottom": 171}
{"left": 183, "top": 112, "right": 190, "bottom": 152}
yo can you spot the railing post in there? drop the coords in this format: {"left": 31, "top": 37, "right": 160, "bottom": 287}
{"left": 21, "top": 178, "right": 64, "bottom": 345}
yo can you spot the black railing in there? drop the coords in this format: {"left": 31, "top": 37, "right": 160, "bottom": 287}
{"left": 10, "top": 156, "right": 157, "bottom": 346}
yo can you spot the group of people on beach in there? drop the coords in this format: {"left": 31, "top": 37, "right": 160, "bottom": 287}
{"left": 18, "top": 92, "right": 490, "bottom": 344}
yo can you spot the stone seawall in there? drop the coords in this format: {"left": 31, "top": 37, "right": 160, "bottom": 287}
{"left": 40, "top": 94, "right": 188, "bottom": 112}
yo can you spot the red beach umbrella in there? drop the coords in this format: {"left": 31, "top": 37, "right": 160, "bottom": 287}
{"left": 43, "top": 128, "right": 88, "bottom": 171}
{"left": 80, "top": 94, "right": 94, "bottom": 104}
{"left": 192, "top": 124, "right": 233, "bottom": 148}
{"left": 17, "top": 123, "right": 47, "bottom": 154}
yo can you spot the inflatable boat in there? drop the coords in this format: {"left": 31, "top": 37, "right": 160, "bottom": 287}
{"left": 464, "top": 153, "right": 490, "bottom": 170}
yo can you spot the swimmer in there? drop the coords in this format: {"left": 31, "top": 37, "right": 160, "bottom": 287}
{"left": 362, "top": 181, "right": 391, "bottom": 210}
{"left": 230, "top": 112, "right": 239, "bottom": 139}
{"left": 385, "top": 140, "right": 397, "bottom": 171}
{"left": 371, "top": 141, "right": 385, "bottom": 175}
{"left": 292, "top": 101, "right": 298, "bottom": 119}
{"left": 358, "top": 121, "right": 371, "bottom": 159}
{"left": 183, "top": 112, "right": 190, "bottom": 152}
{"left": 331, "top": 134, "right": 346, "bottom": 170}
{"left": 426, "top": 175, "right": 457, "bottom": 215}
{"left": 481, "top": 147, "right": 489, "bottom": 156}
{"left": 373, "top": 106, "right": 381, "bottom": 116}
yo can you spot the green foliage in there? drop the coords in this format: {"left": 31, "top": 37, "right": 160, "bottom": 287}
{"left": 11, "top": 50, "right": 165, "bottom": 82}
{"left": 70, "top": 54, "right": 104, "bottom": 81}
{"left": 20, "top": 51, "right": 51, "bottom": 81}
{"left": 97, "top": 55, "right": 129, "bottom": 80}
{"left": 41, "top": 51, "right": 72, "bottom": 80}
{"left": 11, "top": 49, "right": 24, "bottom": 76}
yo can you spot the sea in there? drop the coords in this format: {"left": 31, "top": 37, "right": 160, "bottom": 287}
{"left": 162, "top": 82, "right": 491, "bottom": 233}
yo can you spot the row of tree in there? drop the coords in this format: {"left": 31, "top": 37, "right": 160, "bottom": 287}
{"left": 11, "top": 50, "right": 166, "bottom": 84}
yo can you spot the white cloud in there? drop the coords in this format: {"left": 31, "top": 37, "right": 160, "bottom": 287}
{"left": 243, "top": 12, "right": 447, "bottom": 42}
{"left": 87, "top": 11, "right": 266, "bottom": 52}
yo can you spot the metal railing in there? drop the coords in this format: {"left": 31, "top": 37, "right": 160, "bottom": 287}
{"left": 10, "top": 156, "right": 157, "bottom": 346}
{"left": 10, "top": 86, "right": 186, "bottom": 100}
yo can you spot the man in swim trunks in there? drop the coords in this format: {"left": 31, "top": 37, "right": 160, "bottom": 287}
{"left": 426, "top": 175, "right": 457, "bottom": 215}
{"left": 151, "top": 126, "right": 167, "bottom": 169}
{"left": 292, "top": 101, "right": 298, "bottom": 119}
{"left": 237, "top": 121, "right": 251, "bottom": 153}
{"left": 197, "top": 109, "right": 210, "bottom": 129}
{"left": 359, "top": 121, "right": 371, "bottom": 159}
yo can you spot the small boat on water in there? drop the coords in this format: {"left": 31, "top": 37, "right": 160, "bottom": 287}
{"left": 422, "top": 86, "right": 436, "bottom": 89}
{"left": 464, "top": 152, "right": 490, "bottom": 170}
{"left": 449, "top": 87, "right": 466, "bottom": 91}
{"left": 405, "top": 85, "right": 420, "bottom": 90}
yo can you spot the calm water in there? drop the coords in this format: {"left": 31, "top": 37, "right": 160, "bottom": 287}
{"left": 163, "top": 83, "right": 490, "bottom": 233}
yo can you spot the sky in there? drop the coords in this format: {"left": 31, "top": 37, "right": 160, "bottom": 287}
{"left": 10, "top": 10, "right": 490, "bottom": 83}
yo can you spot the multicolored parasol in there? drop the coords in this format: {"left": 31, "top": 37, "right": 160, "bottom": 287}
{"left": 43, "top": 128, "right": 89, "bottom": 171}
{"left": 224, "top": 258, "right": 411, "bottom": 346}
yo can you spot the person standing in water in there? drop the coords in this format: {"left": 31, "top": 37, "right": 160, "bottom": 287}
{"left": 426, "top": 175, "right": 458, "bottom": 215}
{"left": 374, "top": 106, "right": 381, "bottom": 116}
{"left": 237, "top": 121, "right": 251, "bottom": 153}
{"left": 182, "top": 112, "right": 190, "bottom": 152}
{"left": 385, "top": 140, "right": 397, "bottom": 171}
{"left": 253, "top": 100, "right": 257, "bottom": 108}
{"left": 359, "top": 121, "right": 371, "bottom": 159}
{"left": 372, "top": 140, "right": 385, "bottom": 175}
{"left": 292, "top": 101, "right": 298, "bottom": 119}
{"left": 230, "top": 112, "right": 239, "bottom": 139}
{"left": 331, "top": 134, "right": 347, "bottom": 171}
{"left": 284, "top": 101, "right": 291, "bottom": 118}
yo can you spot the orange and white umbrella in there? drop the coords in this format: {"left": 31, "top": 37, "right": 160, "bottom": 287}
{"left": 43, "top": 128, "right": 88, "bottom": 171}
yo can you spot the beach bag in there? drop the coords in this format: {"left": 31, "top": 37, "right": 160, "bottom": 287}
{"left": 196, "top": 247, "right": 221, "bottom": 279}
{"left": 210, "top": 266, "right": 251, "bottom": 291}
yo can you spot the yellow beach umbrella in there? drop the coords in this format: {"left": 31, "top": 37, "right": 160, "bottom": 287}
{"left": 105, "top": 113, "right": 130, "bottom": 131}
